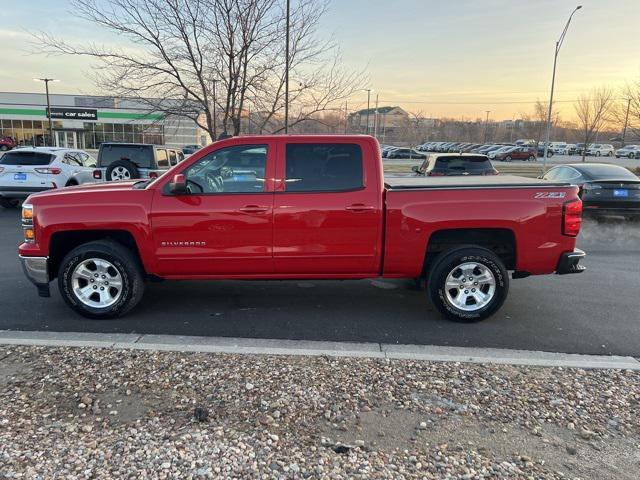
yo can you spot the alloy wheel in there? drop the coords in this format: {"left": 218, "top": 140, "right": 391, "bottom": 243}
{"left": 444, "top": 262, "right": 496, "bottom": 312}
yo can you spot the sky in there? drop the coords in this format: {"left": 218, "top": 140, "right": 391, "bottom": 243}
{"left": 1, "top": 0, "right": 639, "bottom": 121}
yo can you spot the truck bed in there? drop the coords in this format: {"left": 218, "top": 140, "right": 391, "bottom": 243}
{"left": 384, "top": 174, "right": 569, "bottom": 190}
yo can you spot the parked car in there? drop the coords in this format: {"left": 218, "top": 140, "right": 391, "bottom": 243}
{"left": 542, "top": 163, "right": 640, "bottom": 220}
{"left": 182, "top": 144, "right": 202, "bottom": 155}
{"left": 574, "top": 143, "right": 589, "bottom": 156}
{"left": 94, "top": 143, "right": 186, "bottom": 181}
{"left": 412, "top": 154, "right": 498, "bottom": 176}
{"left": 557, "top": 143, "right": 577, "bottom": 155}
{"left": 515, "top": 139, "right": 536, "bottom": 147}
{"left": 537, "top": 144, "right": 554, "bottom": 157}
{"left": 0, "top": 147, "right": 97, "bottom": 208}
{"left": 381, "top": 146, "right": 399, "bottom": 158}
{"left": 492, "top": 146, "right": 537, "bottom": 162}
{"left": 18, "top": 135, "right": 585, "bottom": 322}
{"left": 548, "top": 142, "right": 567, "bottom": 154}
{"left": 615, "top": 145, "right": 640, "bottom": 159}
{"left": 586, "top": 144, "right": 614, "bottom": 157}
{"left": 386, "top": 148, "right": 426, "bottom": 160}
{"left": 487, "top": 146, "right": 515, "bottom": 160}
{"left": 0, "top": 136, "right": 17, "bottom": 151}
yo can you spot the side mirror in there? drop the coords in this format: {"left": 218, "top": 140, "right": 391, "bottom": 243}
{"left": 169, "top": 173, "right": 188, "bottom": 195}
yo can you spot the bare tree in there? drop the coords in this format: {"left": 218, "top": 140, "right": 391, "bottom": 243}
{"left": 32, "top": 0, "right": 366, "bottom": 138}
{"left": 609, "top": 81, "right": 640, "bottom": 145}
{"left": 574, "top": 87, "right": 614, "bottom": 161}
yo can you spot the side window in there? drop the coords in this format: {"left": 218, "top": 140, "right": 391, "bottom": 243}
{"left": 156, "top": 149, "right": 168, "bottom": 168}
{"left": 564, "top": 168, "right": 582, "bottom": 182}
{"left": 543, "top": 168, "right": 560, "bottom": 180}
{"left": 183, "top": 145, "right": 267, "bottom": 194}
{"left": 62, "top": 153, "right": 82, "bottom": 166}
{"left": 81, "top": 153, "right": 97, "bottom": 167}
{"left": 168, "top": 150, "right": 178, "bottom": 166}
{"left": 285, "top": 143, "right": 363, "bottom": 192}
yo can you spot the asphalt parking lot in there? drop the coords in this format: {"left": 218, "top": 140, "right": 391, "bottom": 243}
{"left": 1, "top": 207, "right": 639, "bottom": 356}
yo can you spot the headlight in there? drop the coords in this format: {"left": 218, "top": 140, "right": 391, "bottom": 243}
{"left": 22, "top": 204, "right": 35, "bottom": 243}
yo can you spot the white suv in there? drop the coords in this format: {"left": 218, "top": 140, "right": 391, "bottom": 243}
{"left": 586, "top": 144, "right": 614, "bottom": 157}
{"left": 0, "top": 147, "right": 98, "bottom": 208}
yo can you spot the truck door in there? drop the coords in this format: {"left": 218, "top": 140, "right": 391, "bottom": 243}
{"left": 272, "top": 140, "right": 383, "bottom": 274}
{"left": 151, "top": 142, "right": 276, "bottom": 275}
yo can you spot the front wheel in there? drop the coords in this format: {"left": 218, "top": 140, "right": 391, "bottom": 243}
{"left": 0, "top": 145, "right": 8, "bottom": 151}
{"left": 58, "top": 240, "right": 145, "bottom": 319}
{"left": 528, "top": 155, "right": 535, "bottom": 161}
{"left": 504, "top": 156, "right": 512, "bottom": 162}
{"left": 427, "top": 247, "right": 509, "bottom": 323}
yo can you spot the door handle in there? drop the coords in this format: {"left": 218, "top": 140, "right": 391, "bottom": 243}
{"left": 238, "top": 205, "right": 270, "bottom": 213}
{"left": 345, "top": 204, "right": 374, "bottom": 213}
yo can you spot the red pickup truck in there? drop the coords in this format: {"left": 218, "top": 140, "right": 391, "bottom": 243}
{"left": 18, "top": 135, "right": 585, "bottom": 322}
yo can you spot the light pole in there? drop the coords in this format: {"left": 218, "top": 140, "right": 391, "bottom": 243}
{"left": 284, "top": 0, "right": 290, "bottom": 134}
{"left": 621, "top": 97, "right": 631, "bottom": 147}
{"left": 542, "top": 5, "right": 582, "bottom": 170}
{"left": 212, "top": 79, "right": 217, "bottom": 141}
{"left": 364, "top": 89, "right": 372, "bottom": 135}
{"left": 34, "top": 78, "right": 59, "bottom": 146}
{"left": 484, "top": 110, "right": 491, "bottom": 143}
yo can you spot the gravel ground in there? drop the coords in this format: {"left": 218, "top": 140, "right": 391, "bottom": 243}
{"left": 1, "top": 346, "right": 639, "bottom": 479}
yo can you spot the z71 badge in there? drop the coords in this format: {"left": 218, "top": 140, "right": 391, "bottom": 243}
{"left": 534, "top": 191, "right": 566, "bottom": 199}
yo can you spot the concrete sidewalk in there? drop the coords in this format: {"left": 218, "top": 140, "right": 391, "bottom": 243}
{"left": 1, "top": 329, "right": 638, "bottom": 370}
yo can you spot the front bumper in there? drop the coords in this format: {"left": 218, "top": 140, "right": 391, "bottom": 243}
{"left": 19, "top": 255, "right": 51, "bottom": 297}
{"left": 556, "top": 248, "right": 586, "bottom": 275}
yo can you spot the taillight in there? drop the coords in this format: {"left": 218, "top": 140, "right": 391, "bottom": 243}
{"left": 35, "top": 167, "right": 61, "bottom": 174}
{"left": 93, "top": 170, "right": 102, "bottom": 179}
{"left": 148, "top": 171, "right": 158, "bottom": 179}
{"left": 562, "top": 198, "right": 582, "bottom": 237}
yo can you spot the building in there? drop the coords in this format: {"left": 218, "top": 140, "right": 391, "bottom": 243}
{"left": 0, "top": 92, "right": 206, "bottom": 150}
{"left": 348, "top": 106, "right": 409, "bottom": 138}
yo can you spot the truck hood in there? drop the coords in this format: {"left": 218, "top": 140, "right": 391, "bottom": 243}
{"left": 25, "top": 180, "right": 142, "bottom": 203}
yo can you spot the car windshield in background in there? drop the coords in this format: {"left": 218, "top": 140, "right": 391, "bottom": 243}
{"left": 0, "top": 151, "right": 54, "bottom": 165}
{"left": 434, "top": 157, "right": 493, "bottom": 172}
{"left": 100, "top": 145, "right": 154, "bottom": 168}
{"left": 579, "top": 164, "right": 638, "bottom": 180}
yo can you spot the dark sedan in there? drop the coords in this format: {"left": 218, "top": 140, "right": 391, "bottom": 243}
{"left": 412, "top": 154, "right": 498, "bottom": 176}
{"left": 386, "top": 148, "right": 426, "bottom": 160}
{"left": 541, "top": 163, "right": 640, "bottom": 220}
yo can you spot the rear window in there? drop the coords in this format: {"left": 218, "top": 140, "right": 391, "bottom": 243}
{"left": 433, "top": 156, "right": 493, "bottom": 173}
{"left": 579, "top": 165, "right": 637, "bottom": 180}
{"left": 285, "top": 143, "right": 363, "bottom": 192}
{"left": 0, "top": 151, "right": 54, "bottom": 166}
{"left": 98, "top": 145, "right": 154, "bottom": 168}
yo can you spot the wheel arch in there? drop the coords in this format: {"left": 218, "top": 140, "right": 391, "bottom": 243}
{"left": 421, "top": 228, "right": 516, "bottom": 278}
{"left": 49, "top": 230, "right": 145, "bottom": 280}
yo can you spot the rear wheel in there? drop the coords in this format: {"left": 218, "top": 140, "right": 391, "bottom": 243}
{"left": 58, "top": 240, "right": 145, "bottom": 319}
{"left": 504, "top": 155, "right": 512, "bottom": 162}
{"left": 528, "top": 155, "right": 535, "bottom": 161}
{"left": 427, "top": 246, "right": 509, "bottom": 323}
{"left": 0, "top": 198, "right": 20, "bottom": 208}
{"left": 0, "top": 145, "right": 8, "bottom": 151}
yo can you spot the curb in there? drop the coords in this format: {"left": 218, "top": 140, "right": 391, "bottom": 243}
{"left": 0, "top": 330, "right": 639, "bottom": 370}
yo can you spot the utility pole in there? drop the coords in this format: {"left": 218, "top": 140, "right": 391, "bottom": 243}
{"left": 284, "top": 0, "right": 290, "bottom": 134}
{"left": 543, "top": 5, "right": 582, "bottom": 170}
{"left": 484, "top": 110, "right": 491, "bottom": 143}
{"left": 344, "top": 100, "right": 348, "bottom": 134}
{"left": 365, "top": 89, "right": 372, "bottom": 135}
{"left": 34, "top": 78, "right": 58, "bottom": 147}
{"left": 621, "top": 97, "right": 631, "bottom": 147}
{"left": 373, "top": 93, "right": 379, "bottom": 138}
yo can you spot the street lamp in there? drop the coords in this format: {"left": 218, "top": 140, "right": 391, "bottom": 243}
{"left": 542, "top": 5, "right": 582, "bottom": 169}
{"left": 34, "top": 78, "right": 59, "bottom": 147}
{"left": 364, "top": 89, "right": 373, "bottom": 135}
{"left": 484, "top": 110, "right": 491, "bottom": 143}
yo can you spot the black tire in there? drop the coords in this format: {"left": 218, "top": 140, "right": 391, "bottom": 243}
{"left": 0, "top": 145, "right": 8, "bottom": 151}
{"left": 595, "top": 151, "right": 601, "bottom": 157}
{"left": 504, "top": 156, "right": 512, "bottom": 162}
{"left": 0, "top": 198, "right": 20, "bottom": 208}
{"left": 105, "top": 159, "right": 140, "bottom": 181}
{"left": 427, "top": 246, "right": 509, "bottom": 323}
{"left": 57, "top": 240, "right": 145, "bottom": 319}
{"left": 527, "top": 155, "right": 535, "bottom": 161}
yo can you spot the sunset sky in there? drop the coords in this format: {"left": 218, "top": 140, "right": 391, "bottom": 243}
{"left": 1, "top": 0, "right": 638, "bottom": 121}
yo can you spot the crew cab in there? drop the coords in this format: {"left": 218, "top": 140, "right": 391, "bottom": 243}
{"left": 18, "top": 135, "right": 585, "bottom": 322}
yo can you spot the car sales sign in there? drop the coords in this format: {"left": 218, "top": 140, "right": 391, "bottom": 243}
{"left": 47, "top": 107, "right": 98, "bottom": 120}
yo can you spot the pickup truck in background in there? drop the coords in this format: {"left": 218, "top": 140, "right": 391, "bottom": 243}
{"left": 18, "top": 135, "right": 585, "bottom": 322}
